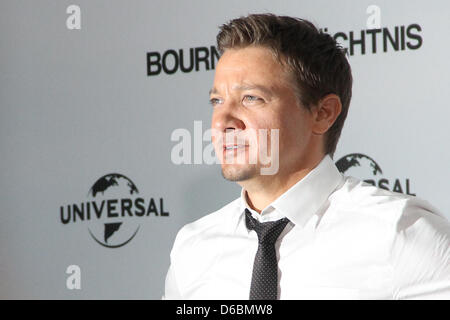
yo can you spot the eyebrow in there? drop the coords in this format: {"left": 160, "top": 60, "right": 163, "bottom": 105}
{"left": 209, "top": 84, "right": 273, "bottom": 97}
{"left": 209, "top": 88, "right": 218, "bottom": 96}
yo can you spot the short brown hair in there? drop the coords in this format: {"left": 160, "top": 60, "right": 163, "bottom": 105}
{"left": 216, "top": 13, "right": 352, "bottom": 157}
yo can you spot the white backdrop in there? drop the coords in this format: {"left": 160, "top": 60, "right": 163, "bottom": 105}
{"left": 0, "top": 0, "right": 449, "bottom": 299}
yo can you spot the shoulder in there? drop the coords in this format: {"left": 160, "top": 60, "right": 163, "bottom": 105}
{"left": 331, "top": 176, "right": 447, "bottom": 228}
{"left": 166, "top": 197, "right": 242, "bottom": 293}
{"left": 171, "top": 197, "right": 241, "bottom": 255}
{"left": 336, "top": 176, "right": 450, "bottom": 288}
{"left": 325, "top": 176, "right": 449, "bottom": 258}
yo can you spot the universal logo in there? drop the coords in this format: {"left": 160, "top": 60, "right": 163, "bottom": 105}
{"left": 59, "top": 173, "right": 169, "bottom": 248}
{"left": 335, "top": 153, "right": 415, "bottom": 195}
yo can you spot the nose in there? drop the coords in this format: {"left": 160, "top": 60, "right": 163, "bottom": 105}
{"left": 211, "top": 104, "right": 246, "bottom": 134}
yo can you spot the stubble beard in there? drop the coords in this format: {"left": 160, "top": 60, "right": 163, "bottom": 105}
{"left": 221, "top": 164, "right": 259, "bottom": 182}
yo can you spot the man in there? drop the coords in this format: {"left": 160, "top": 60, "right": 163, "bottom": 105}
{"left": 164, "top": 14, "right": 450, "bottom": 299}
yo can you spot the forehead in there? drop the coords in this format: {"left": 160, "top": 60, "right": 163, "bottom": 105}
{"left": 213, "top": 46, "right": 290, "bottom": 86}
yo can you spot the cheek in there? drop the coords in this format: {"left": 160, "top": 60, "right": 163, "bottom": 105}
{"left": 247, "top": 120, "right": 276, "bottom": 149}
{"left": 248, "top": 109, "right": 282, "bottom": 132}
{"left": 279, "top": 112, "right": 312, "bottom": 150}
{"left": 247, "top": 118, "right": 283, "bottom": 156}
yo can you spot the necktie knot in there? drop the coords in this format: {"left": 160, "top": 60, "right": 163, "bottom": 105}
{"left": 245, "top": 209, "right": 290, "bottom": 245}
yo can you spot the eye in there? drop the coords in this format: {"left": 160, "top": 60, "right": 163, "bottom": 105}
{"left": 242, "top": 95, "right": 264, "bottom": 104}
{"left": 209, "top": 97, "right": 223, "bottom": 107}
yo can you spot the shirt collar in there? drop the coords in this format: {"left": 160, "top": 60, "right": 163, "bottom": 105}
{"left": 237, "top": 155, "right": 344, "bottom": 228}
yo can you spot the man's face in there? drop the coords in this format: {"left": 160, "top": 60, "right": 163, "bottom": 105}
{"left": 210, "top": 46, "right": 316, "bottom": 183}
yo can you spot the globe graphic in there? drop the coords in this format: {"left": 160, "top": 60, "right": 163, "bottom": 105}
{"left": 88, "top": 173, "right": 139, "bottom": 198}
{"left": 87, "top": 173, "right": 140, "bottom": 248}
{"left": 335, "top": 153, "right": 383, "bottom": 179}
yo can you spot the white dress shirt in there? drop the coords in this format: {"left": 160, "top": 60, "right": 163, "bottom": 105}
{"left": 164, "top": 155, "right": 450, "bottom": 299}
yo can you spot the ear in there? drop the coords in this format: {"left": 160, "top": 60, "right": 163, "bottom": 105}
{"left": 312, "top": 94, "right": 342, "bottom": 135}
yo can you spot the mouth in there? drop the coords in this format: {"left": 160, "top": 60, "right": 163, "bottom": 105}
{"left": 222, "top": 145, "right": 249, "bottom": 161}
{"left": 223, "top": 144, "right": 248, "bottom": 151}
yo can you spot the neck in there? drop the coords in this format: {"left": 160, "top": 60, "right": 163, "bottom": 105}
{"left": 241, "top": 154, "right": 326, "bottom": 213}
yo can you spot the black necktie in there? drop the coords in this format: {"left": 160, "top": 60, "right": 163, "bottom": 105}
{"left": 245, "top": 208, "right": 290, "bottom": 300}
